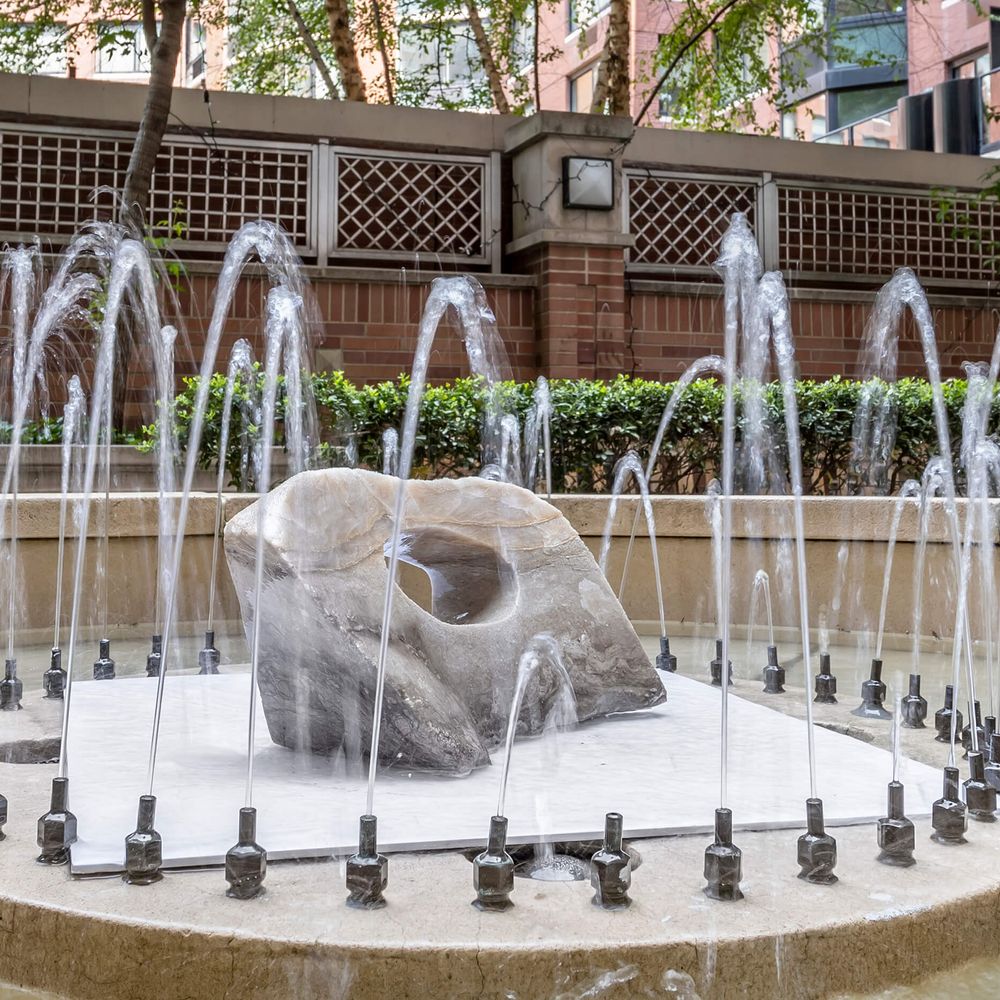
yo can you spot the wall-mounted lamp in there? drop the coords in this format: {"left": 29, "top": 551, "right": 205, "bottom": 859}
{"left": 562, "top": 157, "right": 614, "bottom": 210}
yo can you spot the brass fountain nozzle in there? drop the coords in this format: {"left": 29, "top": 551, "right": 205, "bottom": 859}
{"left": 225, "top": 806, "right": 267, "bottom": 899}
{"left": 472, "top": 815, "right": 514, "bottom": 911}
{"left": 0, "top": 658, "right": 22, "bottom": 711}
{"left": 43, "top": 647, "right": 65, "bottom": 699}
{"left": 590, "top": 812, "right": 631, "bottom": 909}
{"left": 145, "top": 634, "right": 162, "bottom": 677}
{"left": 877, "top": 780, "right": 915, "bottom": 867}
{"left": 709, "top": 640, "right": 732, "bottom": 687}
{"left": 92, "top": 638, "right": 115, "bottom": 681}
{"left": 900, "top": 673, "right": 927, "bottom": 729}
{"left": 934, "top": 685, "right": 963, "bottom": 743}
{"left": 124, "top": 794, "right": 163, "bottom": 884}
{"left": 36, "top": 776, "right": 77, "bottom": 865}
{"left": 814, "top": 652, "right": 837, "bottom": 704}
{"left": 346, "top": 814, "right": 388, "bottom": 909}
{"left": 797, "top": 797, "right": 838, "bottom": 885}
{"left": 762, "top": 645, "right": 785, "bottom": 694}
{"left": 852, "top": 657, "right": 891, "bottom": 720}
{"left": 704, "top": 807, "right": 743, "bottom": 901}
{"left": 931, "top": 766, "right": 967, "bottom": 845}
{"left": 655, "top": 636, "right": 677, "bottom": 673}
{"left": 198, "top": 629, "right": 221, "bottom": 675}
{"left": 964, "top": 751, "right": 996, "bottom": 823}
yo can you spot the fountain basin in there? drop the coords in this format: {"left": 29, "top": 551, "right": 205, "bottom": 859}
{"left": 3, "top": 753, "right": 1000, "bottom": 1000}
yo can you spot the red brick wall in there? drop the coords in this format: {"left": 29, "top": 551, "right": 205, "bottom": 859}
{"left": 626, "top": 286, "right": 1000, "bottom": 380}
{"left": 514, "top": 243, "right": 627, "bottom": 379}
{"left": 23, "top": 255, "right": 1000, "bottom": 426}
{"left": 126, "top": 272, "right": 537, "bottom": 420}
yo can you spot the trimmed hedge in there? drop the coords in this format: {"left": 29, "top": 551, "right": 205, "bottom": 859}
{"left": 141, "top": 372, "right": 980, "bottom": 495}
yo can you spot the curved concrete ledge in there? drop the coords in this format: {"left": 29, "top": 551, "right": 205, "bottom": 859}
{"left": 0, "top": 492, "right": 978, "bottom": 641}
{"left": 2, "top": 754, "right": 1000, "bottom": 1000}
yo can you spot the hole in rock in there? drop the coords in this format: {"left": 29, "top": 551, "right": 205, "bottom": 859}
{"left": 385, "top": 528, "right": 516, "bottom": 625}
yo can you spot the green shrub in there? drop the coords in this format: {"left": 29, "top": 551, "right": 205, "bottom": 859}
{"left": 140, "top": 372, "right": 984, "bottom": 495}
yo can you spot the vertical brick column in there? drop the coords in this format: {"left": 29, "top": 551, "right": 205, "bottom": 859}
{"left": 505, "top": 112, "right": 632, "bottom": 380}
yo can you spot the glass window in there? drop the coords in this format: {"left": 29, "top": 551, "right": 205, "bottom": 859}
{"left": 951, "top": 49, "right": 991, "bottom": 79}
{"left": 569, "top": 62, "right": 600, "bottom": 111}
{"left": 835, "top": 81, "right": 906, "bottom": 126}
{"left": 781, "top": 93, "right": 828, "bottom": 139}
{"left": 25, "top": 24, "right": 66, "bottom": 74}
{"left": 96, "top": 22, "right": 151, "bottom": 73}
{"left": 186, "top": 20, "right": 206, "bottom": 80}
{"left": 568, "top": 0, "right": 611, "bottom": 34}
{"left": 830, "top": 19, "right": 907, "bottom": 67}
{"left": 831, "top": 0, "right": 903, "bottom": 17}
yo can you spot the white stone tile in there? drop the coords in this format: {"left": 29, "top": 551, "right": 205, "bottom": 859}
{"left": 65, "top": 672, "right": 941, "bottom": 873}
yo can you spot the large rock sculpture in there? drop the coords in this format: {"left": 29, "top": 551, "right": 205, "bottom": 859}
{"left": 224, "top": 469, "right": 664, "bottom": 774}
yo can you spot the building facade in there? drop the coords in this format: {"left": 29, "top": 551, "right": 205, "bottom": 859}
{"left": 5, "top": 0, "right": 1000, "bottom": 151}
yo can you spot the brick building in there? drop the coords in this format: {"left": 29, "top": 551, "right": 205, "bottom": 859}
{"left": 8, "top": 1, "right": 1000, "bottom": 150}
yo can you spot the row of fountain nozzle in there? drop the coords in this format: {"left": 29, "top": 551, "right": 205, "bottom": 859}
{"left": 0, "top": 631, "right": 224, "bottom": 712}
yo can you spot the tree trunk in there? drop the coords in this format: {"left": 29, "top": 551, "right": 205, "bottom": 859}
{"left": 325, "top": 0, "right": 367, "bottom": 101}
{"left": 371, "top": 0, "right": 396, "bottom": 103}
{"left": 121, "top": 0, "right": 185, "bottom": 229}
{"left": 286, "top": 0, "right": 340, "bottom": 97}
{"left": 589, "top": 35, "right": 611, "bottom": 112}
{"left": 606, "top": 0, "right": 630, "bottom": 115}
{"left": 467, "top": 0, "right": 510, "bottom": 114}
{"left": 533, "top": 0, "right": 541, "bottom": 112}
{"left": 116, "top": 0, "right": 185, "bottom": 430}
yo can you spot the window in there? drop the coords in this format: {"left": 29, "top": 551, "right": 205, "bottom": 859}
{"left": 835, "top": 81, "right": 905, "bottom": 126}
{"left": 951, "top": 49, "right": 991, "bottom": 80}
{"left": 781, "top": 93, "right": 829, "bottom": 139}
{"left": 96, "top": 22, "right": 151, "bottom": 74}
{"left": 10, "top": 24, "right": 67, "bottom": 75}
{"left": 568, "top": 0, "right": 611, "bottom": 34}
{"left": 569, "top": 62, "right": 600, "bottom": 112}
{"left": 186, "top": 19, "right": 206, "bottom": 81}
{"left": 830, "top": 19, "right": 907, "bottom": 67}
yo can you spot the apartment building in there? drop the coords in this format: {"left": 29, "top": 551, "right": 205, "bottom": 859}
{"left": 7, "top": 0, "right": 999, "bottom": 151}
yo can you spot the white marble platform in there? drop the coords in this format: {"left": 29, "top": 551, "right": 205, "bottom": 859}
{"left": 64, "top": 671, "right": 941, "bottom": 873}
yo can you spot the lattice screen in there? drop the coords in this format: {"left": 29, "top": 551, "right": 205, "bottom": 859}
{"left": 626, "top": 171, "right": 759, "bottom": 271}
{"left": 778, "top": 185, "right": 1000, "bottom": 283}
{"left": 0, "top": 126, "right": 313, "bottom": 250}
{"left": 0, "top": 129, "right": 131, "bottom": 233}
{"left": 334, "top": 151, "right": 488, "bottom": 263}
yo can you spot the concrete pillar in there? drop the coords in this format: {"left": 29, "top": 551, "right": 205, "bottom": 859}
{"left": 504, "top": 113, "right": 633, "bottom": 379}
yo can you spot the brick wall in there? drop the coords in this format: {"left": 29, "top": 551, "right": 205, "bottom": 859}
{"left": 120, "top": 271, "right": 537, "bottom": 420}
{"left": 21, "top": 255, "right": 1000, "bottom": 426}
{"left": 626, "top": 285, "right": 1000, "bottom": 381}
{"left": 513, "top": 243, "right": 627, "bottom": 379}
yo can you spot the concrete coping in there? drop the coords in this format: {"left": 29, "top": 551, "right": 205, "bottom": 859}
{"left": 0, "top": 492, "right": 983, "bottom": 544}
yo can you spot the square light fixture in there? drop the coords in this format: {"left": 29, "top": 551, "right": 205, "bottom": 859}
{"left": 562, "top": 156, "right": 614, "bottom": 210}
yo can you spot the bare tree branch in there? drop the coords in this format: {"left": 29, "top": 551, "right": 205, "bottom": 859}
{"left": 284, "top": 0, "right": 340, "bottom": 98}
{"left": 467, "top": 0, "right": 510, "bottom": 114}
{"left": 141, "top": 0, "right": 158, "bottom": 53}
{"left": 633, "top": 0, "right": 743, "bottom": 125}
{"left": 371, "top": 0, "right": 396, "bottom": 103}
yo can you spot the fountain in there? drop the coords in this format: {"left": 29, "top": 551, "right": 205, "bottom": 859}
{"left": 3, "top": 210, "right": 1000, "bottom": 1000}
